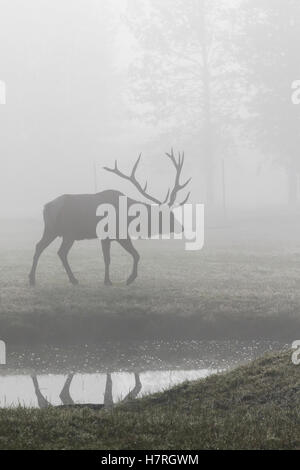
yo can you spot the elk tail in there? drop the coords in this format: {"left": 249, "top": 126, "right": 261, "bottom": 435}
{"left": 43, "top": 195, "right": 65, "bottom": 233}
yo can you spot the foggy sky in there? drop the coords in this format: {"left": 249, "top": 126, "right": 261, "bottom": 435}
{"left": 0, "top": 0, "right": 289, "bottom": 218}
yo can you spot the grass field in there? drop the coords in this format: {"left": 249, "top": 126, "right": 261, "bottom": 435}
{"left": 0, "top": 351, "right": 298, "bottom": 450}
{"left": 1, "top": 213, "right": 300, "bottom": 343}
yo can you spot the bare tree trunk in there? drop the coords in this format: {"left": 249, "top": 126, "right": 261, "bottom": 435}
{"left": 197, "top": 0, "right": 214, "bottom": 206}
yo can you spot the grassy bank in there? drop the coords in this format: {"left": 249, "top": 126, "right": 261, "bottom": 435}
{"left": 0, "top": 351, "right": 299, "bottom": 449}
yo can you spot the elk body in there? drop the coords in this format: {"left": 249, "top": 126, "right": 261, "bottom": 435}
{"left": 29, "top": 150, "right": 191, "bottom": 286}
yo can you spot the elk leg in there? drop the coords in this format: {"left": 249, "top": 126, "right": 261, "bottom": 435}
{"left": 101, "top": 239, "right": 112, "bottom": 286}
{"left": 104, "top": 373, "right": 113, "bottom": 409}
{"left": 117, "top": 238, "right": 140, "bottom": 285}
{"left": 29, "top": 231, "right": 57, "bottom": 286}
{"left": 31, "top": 375, "right": 51, "bottom": 409}
{"left": 59, "top": 373, "right": 74, "bottom": 405}
{"left": 58, "top": 238, "right": 78, "bottom": 285}
{"left": 122, "top": 372, "right": 142, "bottom": 403}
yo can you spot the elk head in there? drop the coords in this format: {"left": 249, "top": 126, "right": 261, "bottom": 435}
{"left": 103, "top": 149, "right": 192, "bottom": 236}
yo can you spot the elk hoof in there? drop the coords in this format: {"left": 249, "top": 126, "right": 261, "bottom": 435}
{"left": 29, "top": 275, "right": 36, "bottom": 287}
{"left": 126, "top": 274, "right": 137, "bottom": 286}
{"left": 70, "top": 278, "right": 79, "bottom": 286}
{"left": 104, "top": 279, "right": 113, "bottom": 287}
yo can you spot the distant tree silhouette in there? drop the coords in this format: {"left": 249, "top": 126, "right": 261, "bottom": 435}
{"left": 126, "top": 0, "right": 245, "bottom": 205}
{"left": 241, "top": 0, "right": 300, "bottom": 205}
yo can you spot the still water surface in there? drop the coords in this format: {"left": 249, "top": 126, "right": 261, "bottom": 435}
{"left": 0, "top": 340, "right": 286, "bottom": 408}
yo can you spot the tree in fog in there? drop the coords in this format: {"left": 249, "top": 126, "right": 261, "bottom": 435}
{"left": 126, "top": 0, "right": 245, "bottom": 205}
{"left": 242, "top": 0, "right": 300, "bottom": 204}
{"left": 0, "top": 0, "right": 123, "bottom": 208}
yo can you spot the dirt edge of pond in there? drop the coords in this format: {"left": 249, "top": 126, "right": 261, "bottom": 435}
{"left": 0, "top": 312, "right": 299, "bottom": 345}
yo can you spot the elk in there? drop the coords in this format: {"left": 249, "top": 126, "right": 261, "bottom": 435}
{"left": 29, "top": 149, "right": 191, "bottom": 286}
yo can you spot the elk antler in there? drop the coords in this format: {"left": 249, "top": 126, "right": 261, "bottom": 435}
{"left": 165, "top": 149, "right": 192, "bottom": 206}
{"left": 103, "top": 154, "right": 169, "bottom": 205}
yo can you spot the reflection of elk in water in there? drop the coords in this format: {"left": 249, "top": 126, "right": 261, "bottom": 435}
{"left": 29, "top": 150, "right": 191, "bottom": 286}
{"left": 31, "top": 372, "right": 142, "bottom": 409}
{"left": 31, "top": 375, "right": 51, "bottom": 409}
{"left": 59, "top": 373, "right": 75, "bottom": 405}
{"left": 121, "top": 373, "right": 142, "bottom": 403}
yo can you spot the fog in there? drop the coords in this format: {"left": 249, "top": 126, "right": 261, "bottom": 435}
{"left": 0, "top": 0, "right": 296, "bottom": 219}
{"left": 0, "top": 3, "right": 299, "bottom": 448}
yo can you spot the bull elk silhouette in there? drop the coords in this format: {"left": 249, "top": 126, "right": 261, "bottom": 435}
{"left": 29, "top": 149, "right": 191, "bottom": 286}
